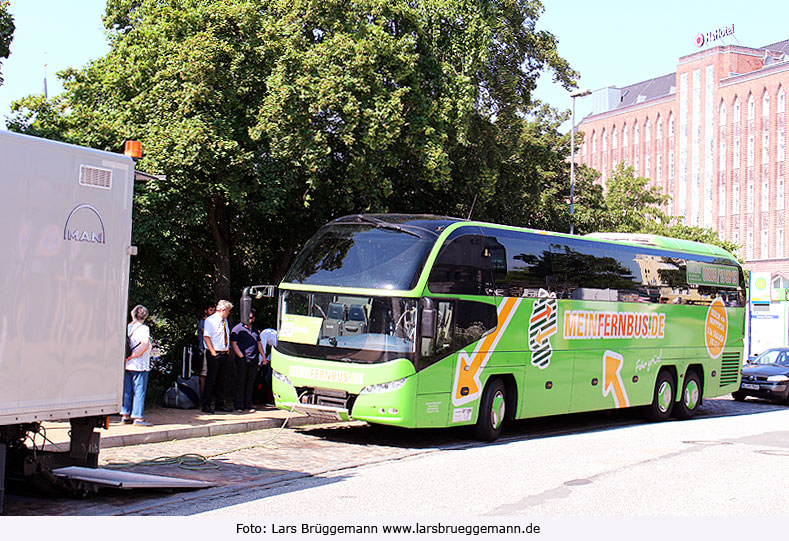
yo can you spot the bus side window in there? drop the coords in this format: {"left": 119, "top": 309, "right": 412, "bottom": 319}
{"left": 453, "top": 300, "right": 497, "bottom": 351}
{"left": 428, "top": 229, "right": 494, "bottom": 295}
{"left": 420, "top": 301, "right": 455, "bottom": 368}
{"left": 418, "top": 300, "right": 496, "bottom": 369}
{"left": 480, "top": 227, "right": 554, "bottom": 297}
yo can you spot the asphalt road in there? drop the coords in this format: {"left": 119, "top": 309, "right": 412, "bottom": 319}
{"left": 3, "top": 396, "right": 787, "bottom": 517}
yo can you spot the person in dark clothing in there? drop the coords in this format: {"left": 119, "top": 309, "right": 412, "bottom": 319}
{"left": 196, "top": 303, "right": 215, "bottom": 395}
{"left": 230, "top": 308, "right": 265, "bottom": 412}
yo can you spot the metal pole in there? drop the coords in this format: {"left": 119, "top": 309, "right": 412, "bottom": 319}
{"left": 570, "top": 96, "right": 576, "bottom": 235}
{"left": 568, "top": 88, "right": 591, "bottom": 236}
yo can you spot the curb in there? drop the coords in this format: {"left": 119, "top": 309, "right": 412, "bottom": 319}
{"left": 97, "top": 414, "right": 330, "bottom": 448}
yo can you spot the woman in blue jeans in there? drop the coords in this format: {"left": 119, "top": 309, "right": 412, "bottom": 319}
{"left": 121, "top": 305, "right": 153, "bottom": 426}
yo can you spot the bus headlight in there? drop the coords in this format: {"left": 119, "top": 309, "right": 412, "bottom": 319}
{"left": 272, "top": 369, "right": 293, "bottom": 387}
{"left": 360, "top": 377, "right": 407, "bottom": 394}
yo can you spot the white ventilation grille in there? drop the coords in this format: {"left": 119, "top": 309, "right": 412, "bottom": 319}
{"left": 79, "top": 165, "right": 113, "bottom": 189}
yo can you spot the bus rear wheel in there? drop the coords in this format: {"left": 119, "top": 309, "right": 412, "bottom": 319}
{"left": 473, "top": 378, "right": 506, "bottom": 442}
{"left": 644, "top": 371, "right": 675, "bottom": 422}
{"left": 674, "top": 370, "right": 701, "bottom": 420}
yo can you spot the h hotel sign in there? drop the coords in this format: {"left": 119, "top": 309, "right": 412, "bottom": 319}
{"left": 695, "top": 24, "right": 735, "bottom": 48}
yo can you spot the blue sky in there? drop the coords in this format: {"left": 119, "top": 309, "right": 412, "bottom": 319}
{"left": 1, "top": 1, "right": 788, "bottom": 131}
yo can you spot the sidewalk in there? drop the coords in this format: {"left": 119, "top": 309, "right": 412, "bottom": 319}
{"left": 39, "top": 405, "right": 329, "bottom": 451}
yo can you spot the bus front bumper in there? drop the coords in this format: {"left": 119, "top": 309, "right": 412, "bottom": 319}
{"left": 273, "top": 370, "right": 417, "bottom": 427}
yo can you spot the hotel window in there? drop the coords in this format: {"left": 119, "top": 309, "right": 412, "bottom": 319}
{"left": 719, "top": 179, "right": 726, "bottom": 216}
{"left": 778, "top": 228, "right": 785, "bottom": 259}
{"left": 748, "top": 133, "right": 755, "bottom": 167}
{"left": 720, "top": 137, "right": 727, "bottom": 170}
{"left": 734, "top": 97, "right": 741, "bottom": 122}
{"left": 747, "top": 228, "right": 753, "bottom": 260}
{"left": 734, "top": 137, "right": 741, "bottom": 168}
{"left": 763, "top": 91, "right": 771, "bottom": 165}
{"left": 612, "top": 126, "right": 618, "bottom": 162}
{"left": 762, "top": 229, "right": 769, "bottom": 259}
{"left": 622, "top": 124, "right": 629, "bottom": 164}
{"left": 733, "top": 184, "right": 740, "bottom": 213}
{"left": 779, "top": 177, "right": 785, "bottom": 211}
{"left": 733, "top": 230, "right": 740, "bottom": 254}
{"left": 668, "top": 113, "right": 674, "bottom": 138}
{"left": 719, "top": 101, "right": 727, "bottom": 127}
{"left": 747, "top": 181, "right": 754, "bottom": 213}
{"left": 592, "top": 132, "right": 597, "bottom": 167}
{"left": 645, "top": 119, "right": 651, "bottom": 178}
{"left": 776, "top": 86, "right": 786, "bottom": 162}
{"left": 668, "top": 148, "right": 674, "bottom": 180}
{"left": 763, "top": 177, "right": 770, "bottom": 212}
{"left": 748, "top": 94, "right": 755, "bottom": 122}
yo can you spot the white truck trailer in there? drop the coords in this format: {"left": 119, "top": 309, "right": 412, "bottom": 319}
{"left": 0, "top": 130, "right": 135, "bottom": 511}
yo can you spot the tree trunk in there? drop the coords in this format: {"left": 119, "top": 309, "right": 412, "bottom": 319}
{"left": 208, "top": 193, "right": 233, "bottom": 302}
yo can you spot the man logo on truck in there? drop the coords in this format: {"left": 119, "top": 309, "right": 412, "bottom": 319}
{"left": 63, "top": 204, "right": 106, "bottom": 244}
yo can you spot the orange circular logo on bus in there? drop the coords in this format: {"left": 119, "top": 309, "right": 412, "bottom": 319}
{"left": 705, "top": 298, "right": 728, "bottom": 359}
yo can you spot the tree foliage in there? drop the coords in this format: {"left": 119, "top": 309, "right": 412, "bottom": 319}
{"left": 7, "top": 0, "right": 581, "bottom": 357}
{"left": 0, "top": 0, "right": 14, "bottom": 86}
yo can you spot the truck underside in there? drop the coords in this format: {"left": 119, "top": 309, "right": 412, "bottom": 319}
{"left": 0, "top": 416, "right": 105, "bottom": 513}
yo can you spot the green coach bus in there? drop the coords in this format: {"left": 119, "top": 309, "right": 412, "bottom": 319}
{"left": 270, "top": 214, "right": 745, "bottom": 440}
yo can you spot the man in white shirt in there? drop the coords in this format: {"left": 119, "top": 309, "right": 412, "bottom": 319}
{"left": 202, "top": 299, "right": 233, "bottom": 413}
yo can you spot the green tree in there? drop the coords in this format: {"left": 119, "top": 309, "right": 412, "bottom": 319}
{"left": 7, "top": 0, "right": 581, "bottom": 363}
{"left": 0, "top": 0, "right": 14, "bottom": 86}
{"left": 596, "top": 162, "right": 670, "bottom": 232}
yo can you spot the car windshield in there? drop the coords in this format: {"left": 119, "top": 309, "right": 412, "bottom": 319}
{"left": 283, "top": 223, "right": 435, "bottom": 290}
{"left": 753, "top": 350, "right": 789, "bottom": 366}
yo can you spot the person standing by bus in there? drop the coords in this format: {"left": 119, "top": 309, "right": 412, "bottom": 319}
{"left": 196, "top": 303, "right": 215, "bottom": 395}
{"left": 202, "top": 300, "right": 233, "bottom": 413}
{"left": 121, "top": 305, "right": 152, "bottom": 426}
{"left": 230, "top": 308, "right": 265, "bottom": 412}
{"left": 259, "top": 327, "right": 278, "bottom": 406}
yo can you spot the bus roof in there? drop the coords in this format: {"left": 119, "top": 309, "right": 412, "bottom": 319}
{"left": 583, "top": 232, "right": 735, "bottom": 259}
{"left": 327, "top": 214, "right": 737, "bottom": 261}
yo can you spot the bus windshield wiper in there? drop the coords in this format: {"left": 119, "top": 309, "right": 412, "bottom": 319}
{"left": 353, "top": 215, "right": 422, "bottom": 238}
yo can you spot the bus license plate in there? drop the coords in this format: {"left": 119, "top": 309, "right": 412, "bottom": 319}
{"left": 742, "top": 383, "right": 759, "bottom": 390}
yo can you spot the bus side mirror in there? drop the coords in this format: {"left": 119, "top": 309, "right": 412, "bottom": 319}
{"left": 240, "top": 288, "right": 252, "bottom": 326}
{"left": 240, "top": 284, "right": 276, "bottom": 325}
{"left": 420, "top": 298, "right": 437, "bottom": 339}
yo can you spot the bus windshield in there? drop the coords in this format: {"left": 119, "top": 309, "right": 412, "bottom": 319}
{"left": 283, "top": 223, "right": 435, "bottom": 290}
{"left": 278, "top": 290, "right": 418, "bottom": 363}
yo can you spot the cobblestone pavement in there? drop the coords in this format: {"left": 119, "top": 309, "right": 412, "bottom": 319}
{"left": 3, "top": 396, "right": 784, "bottom": 516}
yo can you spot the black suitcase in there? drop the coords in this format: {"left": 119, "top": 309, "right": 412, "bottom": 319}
{"left": 163, "top": 347, "right": 201, "bottom": 409}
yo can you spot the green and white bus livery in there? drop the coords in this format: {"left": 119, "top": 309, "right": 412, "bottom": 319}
{"left": 271, "top": 215, "right": 745, "bottom": 440}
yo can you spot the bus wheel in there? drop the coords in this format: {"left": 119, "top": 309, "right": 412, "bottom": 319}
{"left": 644, "top": 371, "right": 675, "bottom": 422}
{"left": 473, "top": 378, "right": 506, "bottom": 442}
{"left": 674, "top": 370, "right": 701, "bottom": 420}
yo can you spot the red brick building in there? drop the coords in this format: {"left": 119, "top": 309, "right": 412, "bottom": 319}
{"left": 577, "top": 39, "right": 789, "bottom": 286}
